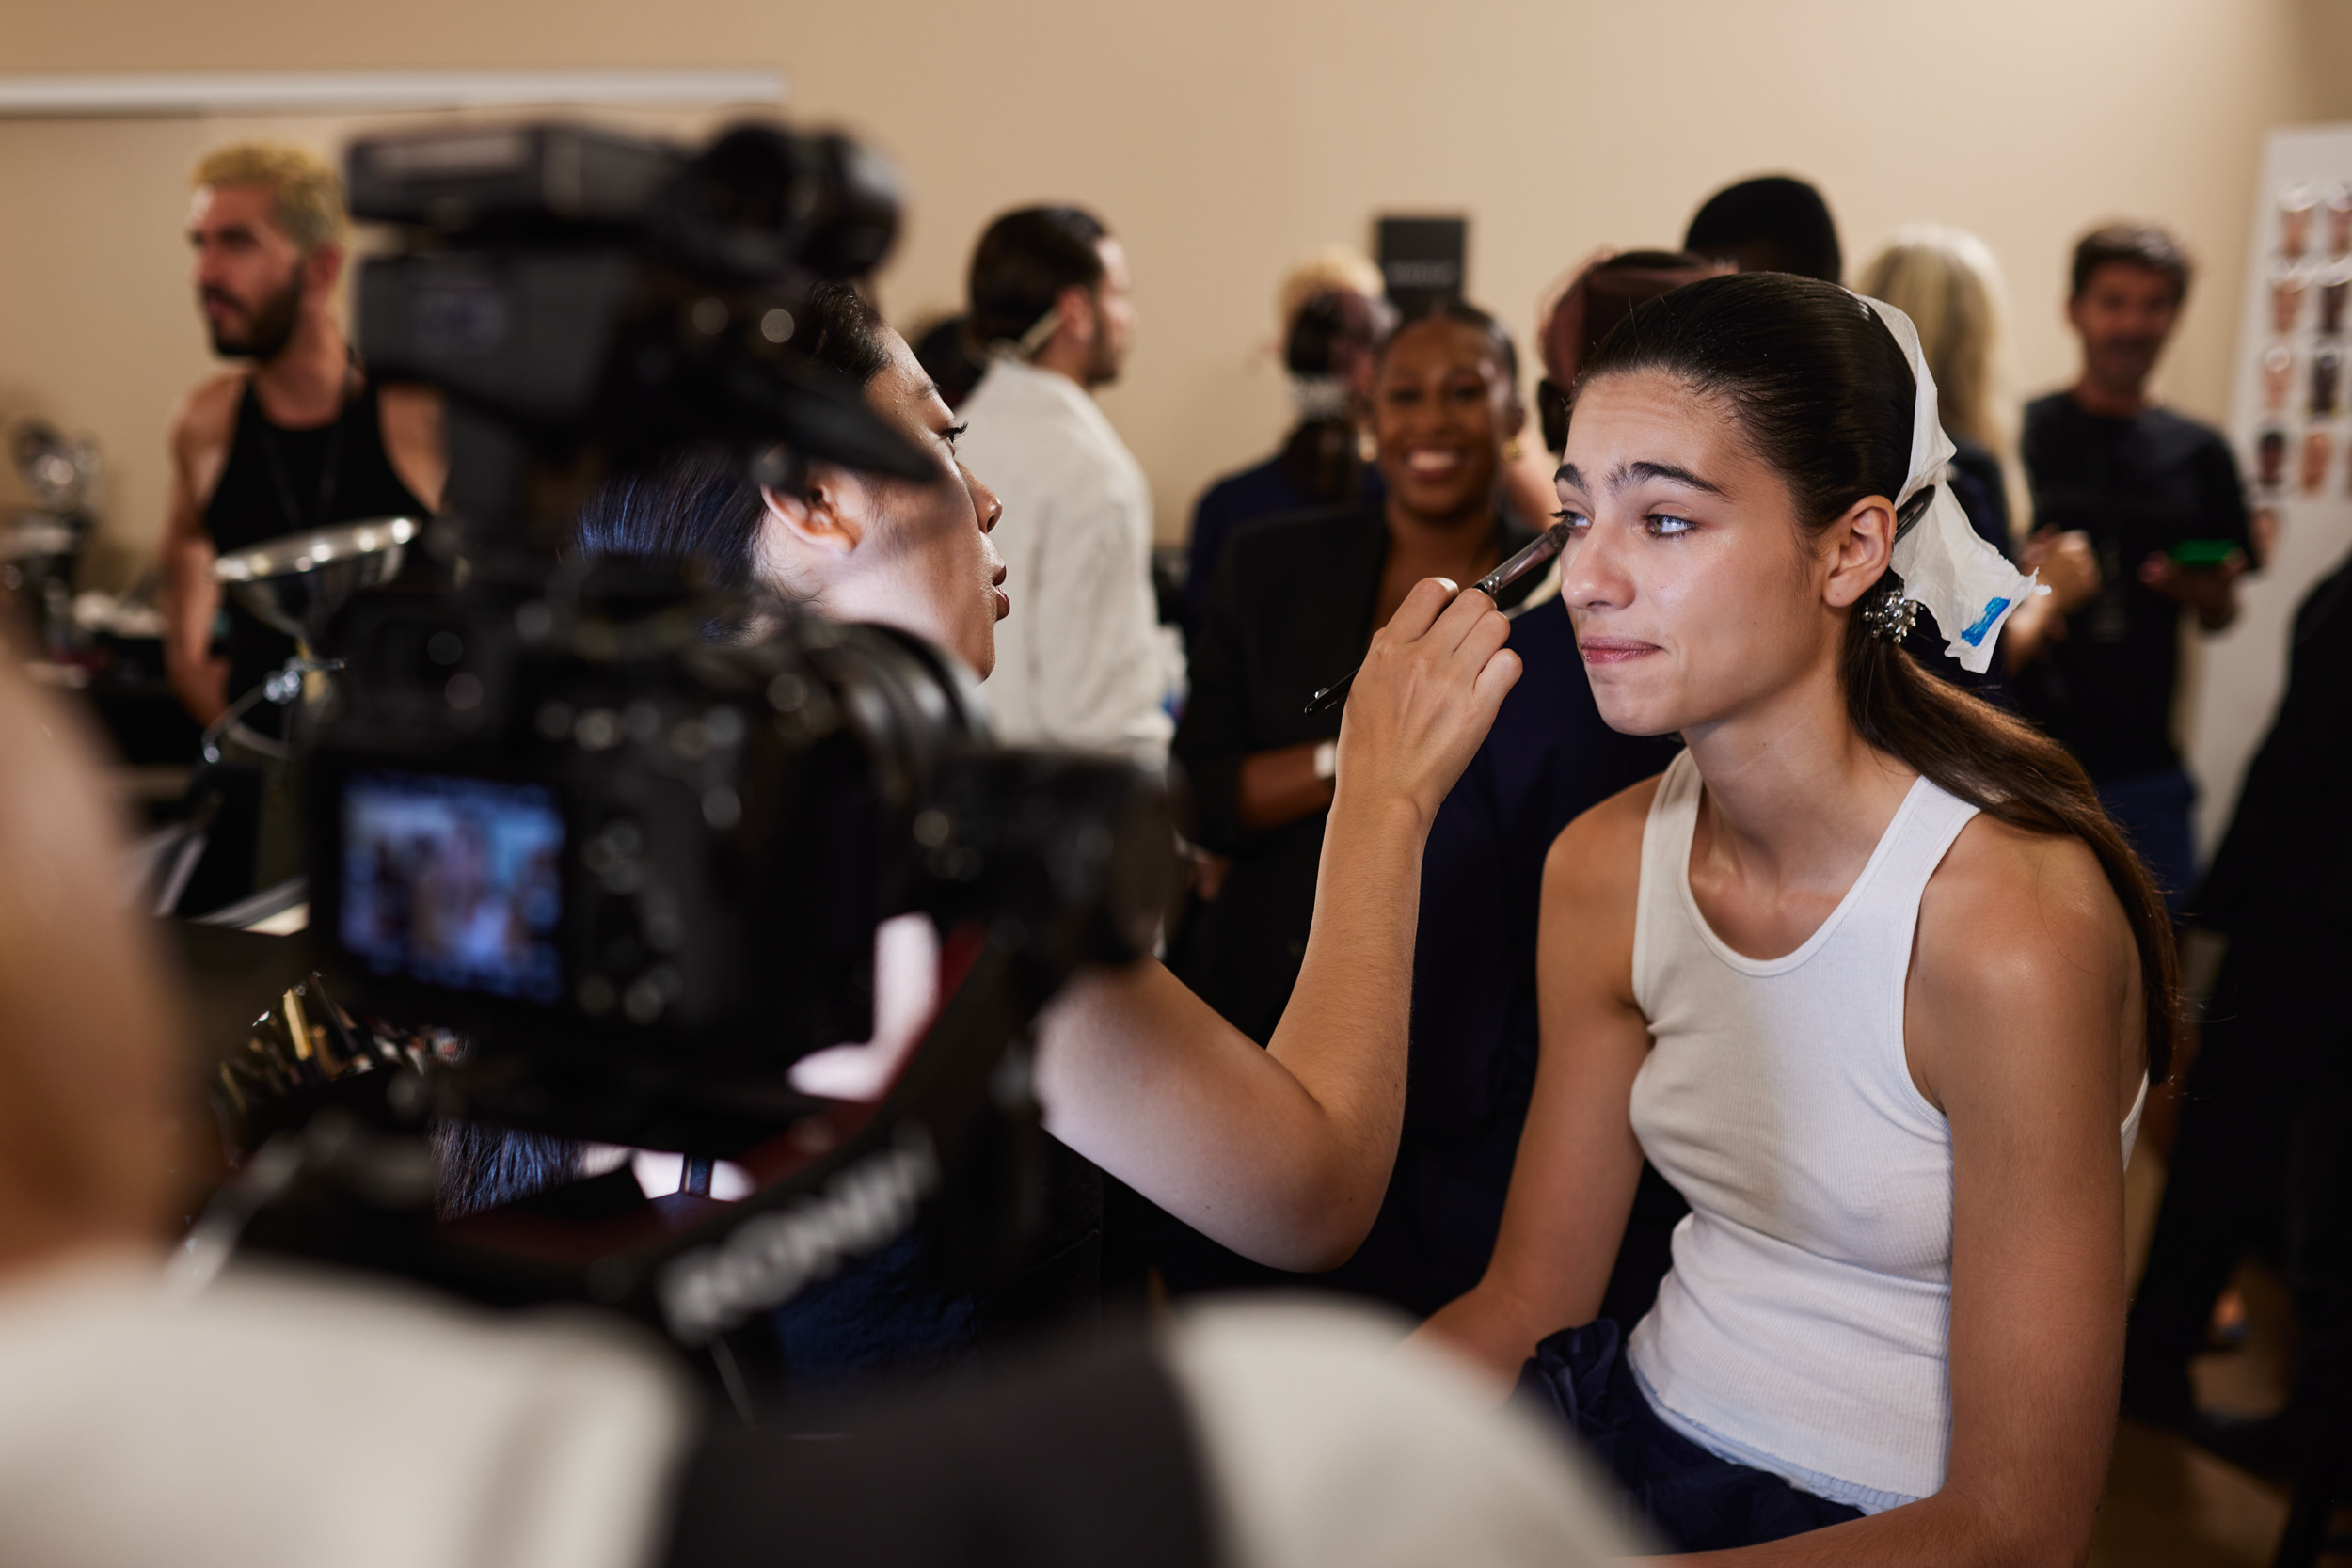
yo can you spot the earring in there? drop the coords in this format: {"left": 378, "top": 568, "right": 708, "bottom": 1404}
{"left": 1503, "top": 438, "right": 1524, "bottom": 461}
{"left": 1860, "top": 585, "right": 1919, "bottom": 642}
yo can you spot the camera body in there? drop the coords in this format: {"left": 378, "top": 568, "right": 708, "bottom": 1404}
{"left": 308, "top": 568, "right": 1169, "bottom": 1153}
{"left": 343, "top": 122, "right": 927, "bottom": 560}
{"left": 280, "top": 120, "right": 1168, "bottom": 1163}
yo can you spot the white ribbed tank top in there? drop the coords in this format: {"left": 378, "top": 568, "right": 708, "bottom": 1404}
{"left": 1622, "top": 751, "right": 2143, "bottom": 1508}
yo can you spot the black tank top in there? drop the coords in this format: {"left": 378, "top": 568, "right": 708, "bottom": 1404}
{"left": 202, "top": 374, "right": 431, "bottom": 727}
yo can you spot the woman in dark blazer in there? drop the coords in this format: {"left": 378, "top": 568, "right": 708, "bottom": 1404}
{"left": 1176, "top": 304, "right": 1541, "bottom": 1047}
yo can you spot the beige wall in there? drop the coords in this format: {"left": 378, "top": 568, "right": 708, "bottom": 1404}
{"left": 6, "top": 0, "right": 2351, "bottom": 588}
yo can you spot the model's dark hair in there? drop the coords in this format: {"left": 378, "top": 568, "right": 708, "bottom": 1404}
{"left": 966, "top": 205, "right": 1109, "bottom": 348}
{"left": 1684, "top": 175, "right": 1843, "bottom": 284}
{"left": 570, "top": 281, "right": 894, "bottom": 586}
{"left": 2071, "top": 222, "right": 2193, "bottom": 303}
{"left": 1379, "top": 300, "right": 1519, "bottom": 392}
{"left": 1578, "top": 271, "right": 2179, "bottom": 1078}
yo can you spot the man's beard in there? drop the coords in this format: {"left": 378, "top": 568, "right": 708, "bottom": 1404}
{"left": 206, "top": 272, "right": 303, "bottom": 361}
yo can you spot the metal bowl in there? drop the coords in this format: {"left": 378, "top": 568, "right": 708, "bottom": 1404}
{"left": 212, "top": 516, "right": 421, "bottom": 641}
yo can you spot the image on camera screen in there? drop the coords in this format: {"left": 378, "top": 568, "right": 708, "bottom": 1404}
{"left": 339, "top": 772, "right": 564, "bottom": 1002}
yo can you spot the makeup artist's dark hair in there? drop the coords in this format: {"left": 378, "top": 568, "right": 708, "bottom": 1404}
{"left": 1376, "top": 301, "right": 1520, "bottom": 396}
{"left": 1577, "top": 271, "right": 2179, "bottom": 1078}
{"left": 569, "top": 281, "right": 894, "bottom": 590}
{"left": 966, "top": 205, "right": 1109, "bottom": 349}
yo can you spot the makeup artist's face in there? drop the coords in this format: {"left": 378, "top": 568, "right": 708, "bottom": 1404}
{"left": 1553, "top": 369, "right": 1846, "bottom": 737}
{"left": 1372, "top": 317, "right": 1519, "bottom": 528}
{"left": 764, "top": 328, "right": 1008, "bottom": 676}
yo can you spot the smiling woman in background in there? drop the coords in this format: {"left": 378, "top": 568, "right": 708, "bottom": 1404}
{"left": 1146, "top": 304, "right": 1542, "bottom": 1293}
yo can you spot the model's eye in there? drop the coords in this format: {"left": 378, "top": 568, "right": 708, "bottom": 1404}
{"left": 942, "top": 423, "right": 967, "bottom": 451}
{"left": 1553, "top": 507, "right": 1591, "bottom": 534}
{"left": 1646, "top": 512, "right": 1697, "bottom": 537}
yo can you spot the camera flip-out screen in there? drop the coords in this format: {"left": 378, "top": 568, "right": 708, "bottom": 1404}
{"left": 339, "top": 772, "right": 565, "bottom": 1003}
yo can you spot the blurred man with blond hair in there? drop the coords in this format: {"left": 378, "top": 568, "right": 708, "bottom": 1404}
{"left": 160, "top": 141, "right": 445, "bottom": 734}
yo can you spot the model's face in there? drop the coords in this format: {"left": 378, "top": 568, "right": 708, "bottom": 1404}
{"left": 1372, "top": 318, "right": 1517, "bottom": 526}
{"left": 771, "top": 328, "right": 1007, "bottom": 677}
{"left": 187, "top": 183, "right": 308, "bottom": 360}
{"left": 2068, "top": 262, "right": 2182, "bottom": 396}
{"left": 1554, "top": 370, "right": 1841, "bottom": 736}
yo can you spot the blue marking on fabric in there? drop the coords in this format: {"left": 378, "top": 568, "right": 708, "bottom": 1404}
{"left": 1959, "top": 597, "right": 2010, "bottom": 647}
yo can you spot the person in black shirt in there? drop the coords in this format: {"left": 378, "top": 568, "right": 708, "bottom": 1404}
{"left": 157, "top": 143, "right": 445, "bottom": 910}
{"left": 160, "top": 143, "right": 444, "bottom": 734}
{"left": 2017, "top": 224, "right": 2250, "bottom": 915}
{"left": 1149, "top": 305, "right": 1546, "bottom": 1300}
{"left": 1175, "top": 304, "right": 1538, "bottom": 1050}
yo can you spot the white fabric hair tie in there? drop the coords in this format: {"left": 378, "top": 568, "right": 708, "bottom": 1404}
{"left": 1857, "top": 295, "right": 2043, "bottom": 674}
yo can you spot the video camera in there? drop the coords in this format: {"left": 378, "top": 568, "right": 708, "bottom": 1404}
{"left": 201, "top": 120, "right": 1170, "bottom": 1359}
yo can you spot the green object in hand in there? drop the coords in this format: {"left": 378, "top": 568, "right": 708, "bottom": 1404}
{"left": 2169, "top": 538, "right": 2238, "bottom": 568}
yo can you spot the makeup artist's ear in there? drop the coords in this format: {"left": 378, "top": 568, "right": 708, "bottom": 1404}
{"left": 760, "top": 467, "right": 866, "bottom": 555}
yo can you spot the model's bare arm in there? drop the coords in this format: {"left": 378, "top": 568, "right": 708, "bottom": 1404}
{"left": 160, "top": 381, "right": 238, "bottom": 724}
{"left": 1035, "top": 579, "right": 1520, "bottom": 1270}
{"left": 1413, "top": 782, "right": 1657, "bottom": 1386}
{"left": 1661, "top": 822, "right": 2142, "bottom": 1567}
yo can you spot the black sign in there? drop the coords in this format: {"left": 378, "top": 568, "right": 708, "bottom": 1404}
{"left": 1376, "top": 215, "right": 1468, "bottom": 317}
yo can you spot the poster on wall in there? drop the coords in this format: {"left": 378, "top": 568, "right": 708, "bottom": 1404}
{"left": 2185, "top": 121, "right": 2352, "bottom": 854}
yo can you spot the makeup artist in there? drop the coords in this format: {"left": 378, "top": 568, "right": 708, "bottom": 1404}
{"left": 1147, "top": 305, "right": 1541, "bottom": 1291}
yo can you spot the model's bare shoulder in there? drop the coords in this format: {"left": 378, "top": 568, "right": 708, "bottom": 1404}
{"left": 1925, "top": 816, "right": 2136, "bottom": 991}
{"left": 1912, "top": 813, "right": 2143, "bottom": 1104}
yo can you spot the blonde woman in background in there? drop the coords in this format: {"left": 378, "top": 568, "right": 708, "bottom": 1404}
{"left": 1858, "top": 226, "right": 2099, "bottom": 678}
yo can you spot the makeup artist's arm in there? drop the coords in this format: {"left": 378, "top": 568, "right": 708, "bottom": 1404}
{"left": 1037, "top": 580, "right": 1520, "bottom": 1269}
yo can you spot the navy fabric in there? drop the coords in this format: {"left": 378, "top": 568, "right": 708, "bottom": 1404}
{"left": 2092, "top": 764, "right": 2198, "bottom": 923}
{"left": 1517, "top": 1319, "right": 1867, "bottom": 1552}
{"left": 1184, "top": 450, "right": 1381, "bottom": 631}
{"left": 767, "top": 1138, "right": 1104, "bottom": 1393}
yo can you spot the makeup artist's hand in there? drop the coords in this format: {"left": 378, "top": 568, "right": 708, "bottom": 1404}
{"left": 1334, "top": 577, "right": 1520, "bottom": 832}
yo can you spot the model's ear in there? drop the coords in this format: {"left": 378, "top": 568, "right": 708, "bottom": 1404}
{"left": 1822, "top": 494, "right": 1898, "bottom": 610}
{"left": 760, "top": 469, "right": 865, "bottom": 555}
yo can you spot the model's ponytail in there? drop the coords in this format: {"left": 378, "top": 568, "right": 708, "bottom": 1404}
{"left": 1581, "top": 273, "right": 2180, "bottom": 1078}
{"left": 1842, "top": 619, "right": 2179, "bottom": 1078}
